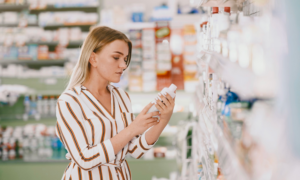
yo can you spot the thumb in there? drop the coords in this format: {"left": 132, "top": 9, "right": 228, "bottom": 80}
{"left": 140, "top": 102, "right": 154, "bottom": 114}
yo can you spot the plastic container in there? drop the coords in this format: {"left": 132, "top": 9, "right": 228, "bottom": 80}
{"left": 147, "top": 84, "right": 177, "bottom": 114}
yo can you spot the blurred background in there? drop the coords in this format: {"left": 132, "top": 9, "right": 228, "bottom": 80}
{"left": 0, "top": 0, "right": 300, "bottom": 180}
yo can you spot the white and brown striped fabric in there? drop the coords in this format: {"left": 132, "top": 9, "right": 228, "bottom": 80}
{"left": 55, "top": 84, "right": 156, "bottom": 180}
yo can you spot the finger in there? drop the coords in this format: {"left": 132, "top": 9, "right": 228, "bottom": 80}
{"left": 140, "top": 102, "right": 155, "bottom": 114}
{"left": 147, "top": 121, "right": 159, "bottom": 128}
{"left": 155, "top": 103, "right": 163, "bottom": 112}
{"left": 160, "top": 94, "right": 171, "bottom": 106}
{"left": 156, "top": 98, "right": 166, "bottom": 109}
{"left": 145, "top": 111, "right": 160, "bottom": 118}
{"left": 163, "top": 93, "right": 173, "bottom": 104}
{"left": 146, "top": 117, "right": 159, "bottom": 123}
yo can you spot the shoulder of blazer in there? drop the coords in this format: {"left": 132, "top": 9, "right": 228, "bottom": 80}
{"left": 58, "top": 90, "right": 80, "bottom": 104}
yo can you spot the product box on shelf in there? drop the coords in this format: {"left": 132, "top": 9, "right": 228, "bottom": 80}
{"left": 183, "top": 24, "right": 198, "bottom": 92}
{"left": 170, "top": 28, "right": 184, "bottom": 90}
{"left": 142, "top": 28, "right": 156, "bottom": 92}
{"left": 18, "top": 44, "right": 38, "bottom": 60}
{"left": 128, "top": 29, "right": 143, "bottom": 92}
{"left": 155, "top": 21, "right": 172, "bottom": 91}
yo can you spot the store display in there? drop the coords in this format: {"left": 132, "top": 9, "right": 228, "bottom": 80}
{"left": 183, "top": 24, "right": 198, "bottom": 93}
{"left": 1, "top": 1, "right": 300, "bottom": 180}
{"left": 170, "top": 29, "right": 184, "bottom": 90}
{"left": 142, "top": 28, "right": 157, "bottom": 92}
{"left": 155, "top": 21, "right": 172, "bottom": 91}
{"left": 38, "top": 12, "right": 98, "bottom": 26}
{"left": 0, "top": 124, "right": 67, "bottom": 161}
{"left": 128, "top": 29, "right": 143, "bottom": 92}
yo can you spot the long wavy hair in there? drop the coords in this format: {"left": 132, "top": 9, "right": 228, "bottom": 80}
{"left": 66, "top": 26, "right": 132, "bottom": 90}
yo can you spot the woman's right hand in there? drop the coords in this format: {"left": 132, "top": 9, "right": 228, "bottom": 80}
{"left": 129, "top": 103, "right": 160, "bottom": 136}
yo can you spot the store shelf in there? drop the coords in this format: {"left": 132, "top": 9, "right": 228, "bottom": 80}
{"left": 0, "top": 4, "right": 29, "bottom": 11}
{"left": 30, "top": 5, "right": 99, "bottom": 13}
{"left": 0, "top": 118, "right": 57, "bottom": 127}
{"left": 202, "top": 51, "right": 275, "bottom": 99}
{"left": 0, "top": 158, "right": 177, "bottom": 180}
{"left": 100, "top": 22, "right": 155, "bottom": 32}
{"left": 42, "top": 23, "right": 96, "bottom": 31}
{"left": 0, "top": 41, "right": 83, "bottom": 48}
{"left": 0, "top": 112, "right": 188, "bottom": 127}
{"left": 195, "top": 83, "right": 251, "bottom": 180}
{"left": 0, "top": 158, "right": 175, "bottom": 164}
{"left": 0, "top": 59, "right": 68, "bottom": 66}
{"left": 212, "top": 121, "right": 251, "bottom": 180}
{"left": 0, "top": 23, "right": 39, "bottom": 27}
{"left": 199, "top": 0, "right": 238, "bottom": 7}
{"left": 27, "top": 40, "right": 83, "bottom": 47}
{"left": 0, "top": 77, "right": 68, "bottom": 97}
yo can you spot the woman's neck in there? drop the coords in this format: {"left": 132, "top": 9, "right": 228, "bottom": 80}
{"left": 83, "top": 74, "right": 109, "bottom": 96}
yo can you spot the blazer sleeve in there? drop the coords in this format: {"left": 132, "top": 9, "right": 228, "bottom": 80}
{"left": 127, "top": 115, "right": 158, "bottom": 159}
{"left": 119, "top": 89, "right": 158, "bottom": 159}
{"left": 56, "top": 99, "right": 116, "bottom": 171}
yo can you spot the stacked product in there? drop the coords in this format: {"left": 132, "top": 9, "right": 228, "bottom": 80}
{"left": 128, "top": 29, "right": 143, "bottom": 92}
{"left": 186, "top": 2, "right": 284, "bottom": 180}
{"left": 155, "top": 21, "right": 172, "bottom": 91}
{"left": 142, "top": 28, "right": 157, "bottom": 92}
{"left": 0, "top": 124, "right": 67, "bottom": 161}
{"left": 183, "top": 25, "right": 198, "bottom": 92}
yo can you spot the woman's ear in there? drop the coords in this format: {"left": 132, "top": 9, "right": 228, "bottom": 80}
{"left": 89, "top": 52, "right": 98, "bottom": 67}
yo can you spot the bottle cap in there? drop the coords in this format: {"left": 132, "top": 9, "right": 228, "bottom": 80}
{"left": 212, "top": 7, "right": 219, "bottom": 14}
{"left": 168, "top": 84, "right": 177, "bottom": 92}
{"left": 224, "top": 7, "right": 230, "bottom": 14}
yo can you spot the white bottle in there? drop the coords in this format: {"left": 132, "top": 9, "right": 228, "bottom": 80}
{"left": 36, "top": 95, "right": 42, "bottom": 119}
{"left": 49, "top": 96, "right": 56, "bottom": 116}
{"left": 147, "top": 84, "right": 177, "bottom": 114}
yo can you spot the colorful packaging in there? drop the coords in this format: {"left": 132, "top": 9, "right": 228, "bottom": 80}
{"left": 183, "top": 25, "right": 198, "bottom": 92}
{"left": 170, "top": 28, "right": 184, "bottom": 90}
{"left": 155, "top": 21, "right": 172, "bottom": 91}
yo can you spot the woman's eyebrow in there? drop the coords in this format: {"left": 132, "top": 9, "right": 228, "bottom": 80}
{"left": 113, "top": 51, "right": 124, "bottom": 55}
{"left": 113, "top": 51, "right": 128, "bottom": 57}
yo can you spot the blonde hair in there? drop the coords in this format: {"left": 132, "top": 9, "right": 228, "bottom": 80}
{"left": 66, "top": 26, "right": 132, "bottom": 91}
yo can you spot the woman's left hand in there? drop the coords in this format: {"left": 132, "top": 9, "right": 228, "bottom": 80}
{"left": 154, "top": 92, "right": 176, "bottom": 122}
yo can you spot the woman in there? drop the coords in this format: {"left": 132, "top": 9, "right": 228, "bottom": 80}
{"left": 56, "top": 26, "right": 176, "bottom": 180}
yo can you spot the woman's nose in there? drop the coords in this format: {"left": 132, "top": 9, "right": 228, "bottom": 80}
{"left": 119, "top": 60, "right": 127, "bottom": 69}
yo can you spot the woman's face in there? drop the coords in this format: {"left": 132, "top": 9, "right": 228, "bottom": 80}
{"left": 91, "top": 40, "right": 129, "bottom": 83}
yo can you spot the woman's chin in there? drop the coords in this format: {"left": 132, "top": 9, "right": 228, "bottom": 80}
{"left": 109, "top": 78, "right": 121, "bottom": 83}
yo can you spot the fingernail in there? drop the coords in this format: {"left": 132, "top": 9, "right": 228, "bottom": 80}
{"left": 163, "top": 92, "right": 167, "bottom": 96}
{"left": 158, "top": 93, "right": 162, "bottom": 96}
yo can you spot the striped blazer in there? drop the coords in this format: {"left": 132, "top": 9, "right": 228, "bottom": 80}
{"left": 55, "top": 84, "right": 156, "bottom": 180}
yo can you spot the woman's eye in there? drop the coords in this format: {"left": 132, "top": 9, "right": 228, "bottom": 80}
{"left": 124, "top": 58, "right": 128, "bottom": 62}
{"left": 113, "top": 57, "right": 119, "bottom": 60}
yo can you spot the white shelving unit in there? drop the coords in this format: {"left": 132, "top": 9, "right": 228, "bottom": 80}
{"left": 200, "top": 51, "right": 276, "bottom": 99}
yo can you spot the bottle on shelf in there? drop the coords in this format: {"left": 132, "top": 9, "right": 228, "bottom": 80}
{"left": 49, "top": 96, "right": 56, "bottom": 117}
{"left": 36, "top": 95, "right": 43, "bottom": 120}
{"left": 42, "top": 96, "right": 49, "bottom": 117}
{"left": 2, "top": 138, "right": 9, "bottom": 161}
{"left": 29, "top": 95, "right": 38, "bottom": 120}
{"left": 23, "top": 95, "right": 30, "bottom": 121}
